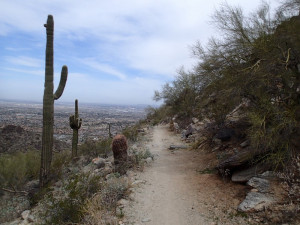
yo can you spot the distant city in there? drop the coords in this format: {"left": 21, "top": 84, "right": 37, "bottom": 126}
{"left": 0, "top": 99, "right": 147, "bottom": 145}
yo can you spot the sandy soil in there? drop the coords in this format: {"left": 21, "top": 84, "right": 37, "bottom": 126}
{"left": 124, "top": 125, "right": 251, "bottom": 225}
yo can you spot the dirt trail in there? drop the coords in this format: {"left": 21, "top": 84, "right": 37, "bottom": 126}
{"left": 124, "top": 125, "right": 249, "bottom": 225}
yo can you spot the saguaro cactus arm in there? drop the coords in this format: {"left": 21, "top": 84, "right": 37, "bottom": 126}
{"left": 69, "top": 99, "right": 82, "bottom": 129}
{"left": 69, "top": 115, "right": 82, "bottom": 129}
{"left": 54, "top": 65, "right": 68, "bottom": 100}
{"left": 69, "top": 99, "right": 82, "bottom": 158}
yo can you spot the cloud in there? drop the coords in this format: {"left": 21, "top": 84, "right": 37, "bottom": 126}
{"left": 4, "top": 67, "right": 44, "bottom": 76}
{"left": 5, "top": 56, "right": 43, "bottom": 68}
{"left": 0, "top": 0, "right": 282, "bottom": 104}
{"left": 80, "top": 58, "right": 127, "bottom": 80}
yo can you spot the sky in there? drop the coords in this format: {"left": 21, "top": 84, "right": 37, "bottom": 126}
{"left": 0, "top": 0, "right": 280, "bottom": 105}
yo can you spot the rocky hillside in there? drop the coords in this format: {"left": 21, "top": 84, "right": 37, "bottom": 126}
{"left": 0, "top": 125, "right": 70, "bottom": 154}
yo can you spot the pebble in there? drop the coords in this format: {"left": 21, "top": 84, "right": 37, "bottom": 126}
{"left": 21, "top": 210, "right": 30, "bottom": 220}
{"left": 142, "top": 217, "right": 151, "bottom": 222}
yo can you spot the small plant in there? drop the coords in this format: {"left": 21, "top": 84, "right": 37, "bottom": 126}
{"left": 131, "top": 148, "right": 154, "bottom": 167}
{"left": 197, "top": 168, "right": 217, "bottom": 174}
{"left": 100, "top": 177, "right": 128, "bottom": 210}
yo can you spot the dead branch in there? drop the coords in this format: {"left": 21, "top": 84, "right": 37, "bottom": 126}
{"left": 1, "top": 187, "right": 28, "bottom": 195}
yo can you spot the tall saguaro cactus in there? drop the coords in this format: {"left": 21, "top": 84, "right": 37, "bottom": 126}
{"left": 40, "top": 15, "right": 68, "bottom": 187}
{"left": 69, "top": 99, "right": 82, "bottom": 158}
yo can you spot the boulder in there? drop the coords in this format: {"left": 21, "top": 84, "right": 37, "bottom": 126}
{"left": 247, "top": 177, "right": 270, "bottom": 193}
{"left": 218, "top": 147, "right": 267, "bottom": 170}
{"left": 185, "top": 124, "right": 195, "bottom": 137}
{"left": 192, "top": 117, "right": 199, "bottom": 124}
{"left": 173, "top": 122, "right": 180, "bottom": 132}
{"left": 21, "top": 210, "right": 30, "bottom": 220}
{"left": 169, "top": 145, "right": 188, "bottom": 150}
{"left": 231, "top": 164, "right": 268, "bottom": 183}
{"left": 240, "top": 140, "right": 250, "bottom": 148}
{"left": 238, "top": 192, "right": 274, "bottom": 212}
{"left": 92, "top": 157, "right": 106, "bottom": 169}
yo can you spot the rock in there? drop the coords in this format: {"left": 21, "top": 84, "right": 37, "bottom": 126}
{"left": 181, "top": 130, "right": 187, "bottom": 139}
{"left": 247, "top": 177, "right": 270, "bottom": 193}
{"left": 218, "top": 147, "right": 268, "bottom": 170}
{"left": 54, "top": 180, "right": 62, "bottom": 187}
{"left": 128, "top": 193, "right": 135, "bottom": 201}
{"left": 105, "top": 161, "right": 113, "bottom": 168}
{"left": 240, "top": 140, "right": 250, "bottom": 148}
{"left": 105, "top": 173, "right": 115, "bottom": 180}
{"left": 185, "top": 124, "right": 195, "bottom": 137}
{"left": 116, "top": 206, "right": 124, "bottom": 217}
{"left": 192, "top": 117, "right": 199, "bottom": 124}
{"left": 238, "top": 192, "right": 274, "bottom": 212}
{"left": 92, "top": 157, "right": 106, "bottom": 169}
{"left": 173, "top": 122, "right": 179, "bottom": 132}
{"left": 259, "top": 171, "right": 276, "bottom": 179}
{"left": 145, "top": 157, "right": 152, "bottom": 164}
{"left": 231, "top": 164, "right": 268, "bottom": 182}
{"left": 82, "top": 163, "right": 94, "bottom": 173}
{"left": 169, "top": 145, "right": 187, "bottom": 150}
{"left": 142, "top": 217, "right": 151, "bottom": 222}
{"left": 132, "top": 180, "right": 146, "bottom": 186}
{"left": 117, "top": 199, "right": 129, "bottom": 207}
{"left": 21, "top": 210, "right": 30, "bottom": 220}
{"left": 27, "top": 215, "right": 34, "bottom": 223}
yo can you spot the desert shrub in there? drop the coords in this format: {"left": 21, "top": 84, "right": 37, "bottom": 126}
{"left": 79, "top": 138, "right": 112, "bottom": 158}
{"left": 51, "top": 150, "right": 71, "bottom": 179}
{"left": 122, "top": 125, "right": 139, "bottom": 142}
{"left": 99, "top": 176, "right": 128, "bottom": 210}
{"left": 278, "top": 154, "right": 300, "bottom": 203}
{"left": 40, "top": 172, "right": 102, "bottom": 224}
{"left": 0, "top": 150, "right": 40, "bottom": 189}
{"left": 145, "top": 105, "right": 172, "bottom": 125}
{"left": 130, "top": 147, "right": 154, "bottom": 168}
{"left": 82, "top": 175, "right": 128, "bottom": 225}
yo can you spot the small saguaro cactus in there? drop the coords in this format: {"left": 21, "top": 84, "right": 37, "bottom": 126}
{"left": 69, "top": 99, "right": 82, "bottom": 158}
{"left": 108, "top": 123, "right": 113, "bottom": 138}
{"left": 40, "top": 15, "right": 68, "bottom": 188}
{"left": 112, "top": 134, "right": 128, "bottom": 174}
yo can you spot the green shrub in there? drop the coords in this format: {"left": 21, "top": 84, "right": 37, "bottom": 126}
{"left": 78, "top": 138, "right": 112, "bottom": 158}
{"left": 51, "top": 150, "right": 71, "bottom": 179}
{"left": 41, "top": 172, "right": 102, "bottom": 224}
{"left": 122, "top": 125, "right": 139, "bottom": 142}
{"left": 130, "top": 148, "right": 154, "bottom": 167}
{"left": 0, "top": 150, "right": 40, "bottom": 189}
